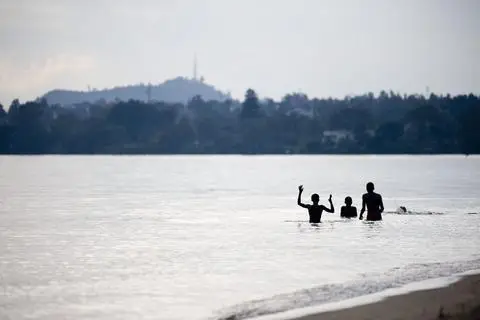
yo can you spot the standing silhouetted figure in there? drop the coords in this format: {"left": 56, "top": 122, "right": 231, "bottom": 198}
{"left": 297, "top": 185, "right": 334, "bottom": 223}
{"left": 360, "top": 182, "right": 384, "bottom": 221}
{"left": 341, "top": 196, "right": 358, "bottom": 218}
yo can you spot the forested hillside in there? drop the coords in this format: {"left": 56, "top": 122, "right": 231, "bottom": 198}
{"left": 0, "top": 89, "right": 479, "bottom": 154}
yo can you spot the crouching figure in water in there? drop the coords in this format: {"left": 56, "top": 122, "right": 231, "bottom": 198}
{"left": 341, "top": 196, "right": 358, "bottom": 218}
{"left": 297, "top": 185, "right": 334, "bottom": 223}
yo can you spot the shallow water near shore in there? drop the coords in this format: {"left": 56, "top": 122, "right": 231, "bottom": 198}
{"left": 1, "top": 155, "right": 479, "bottom": 320}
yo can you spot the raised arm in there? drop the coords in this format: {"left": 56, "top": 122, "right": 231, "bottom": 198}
{"left": 322, "top": 194, "right": 335, "bottom": 213}
{"left": 379, "top": 195, "right": 384, "bottom": 214}
{"left": 360, "top": 194, "right": 366, "bottom": 220}
{"left": 297, "top": 185, "right": 308, "bottom": 208}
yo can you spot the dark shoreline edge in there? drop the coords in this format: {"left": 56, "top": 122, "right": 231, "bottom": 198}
{"left": 288, "top": 273, "right": 480, "bottom": 320}
{"left": 258, "top": 272, "right": 480, "bottom": 320}
{"left": 211, "top": 259, "right": 480, "bottom": 320}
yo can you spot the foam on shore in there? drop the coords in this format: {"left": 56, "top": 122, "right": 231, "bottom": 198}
{"left": 250, "top": 269, "right": 480, "bottom": 320}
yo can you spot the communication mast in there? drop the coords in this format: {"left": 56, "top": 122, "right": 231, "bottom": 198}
{"left": 193, "top": 53, "right": 198, "bottom": 81}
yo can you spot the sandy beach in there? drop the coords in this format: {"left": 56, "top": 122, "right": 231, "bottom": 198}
{"left": 292, "top": 274, "right": 480, "bottom": 320}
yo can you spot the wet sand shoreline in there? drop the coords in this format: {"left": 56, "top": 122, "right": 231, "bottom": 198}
{"left": 289, "top": 274, "right": 480, "bottom": 320}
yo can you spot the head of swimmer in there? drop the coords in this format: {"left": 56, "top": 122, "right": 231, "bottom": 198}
{"left": 310, "top": 193, "right": 320, "bottom": 204}
{"left": 366, "top": 182, "right": 375, "bottom": 193}
{"left": 344, "top": 196, "right": 353, "bottom": 207}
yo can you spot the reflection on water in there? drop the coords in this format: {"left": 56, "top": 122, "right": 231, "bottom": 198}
{"left": 0, "top": 155, "right": 479, "bottom": 320}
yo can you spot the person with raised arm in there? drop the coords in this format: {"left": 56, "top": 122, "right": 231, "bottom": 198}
{"left": 359, "top": 182, "right": 384, "bottom": 221}
{"left": 297, "top": 185, "right": 334, "bottom": 223}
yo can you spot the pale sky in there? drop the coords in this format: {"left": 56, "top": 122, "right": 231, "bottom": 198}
{"left": 0, "top": 0, "right": 479, "bottom": 106}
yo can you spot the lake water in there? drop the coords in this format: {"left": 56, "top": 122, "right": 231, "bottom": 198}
{"left": 0, "top": 155, "right": 479, "bottom": 320}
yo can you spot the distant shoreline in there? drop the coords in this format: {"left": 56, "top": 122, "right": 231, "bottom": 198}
{"left": 2, "top": 93, "right": 479, "bottom": 155}
{"left": 0, "top": 153, "right": 477, "bottom": 156}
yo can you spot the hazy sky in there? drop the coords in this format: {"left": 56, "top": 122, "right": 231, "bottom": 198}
{"left": 0, "top": 0, "right": 478, "bottom": 105}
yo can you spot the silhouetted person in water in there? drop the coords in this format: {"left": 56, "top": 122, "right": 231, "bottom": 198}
{"left": 297, "top": 185, "right": 334, "bottom": 223}
{"left": 360, "top": 182, "right": 384, "bottom": 221}
{"left": 340, "top": 196, "right": 358, "bottom": 218}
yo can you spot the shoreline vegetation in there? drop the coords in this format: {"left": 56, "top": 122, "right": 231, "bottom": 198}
{"left": 289, "top": 274, "right": 480, "bottom": 320}
{"left": 1, "top": 86, "right": 479, "bottom": 155}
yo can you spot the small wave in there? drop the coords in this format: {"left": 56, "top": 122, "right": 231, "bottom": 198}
{"left": 284, "top": 220, "right": 354, "bottom": 223}
{"left": 210, "top": 258, "right": 480, "bottom": 320}
{"left": 373, "top": 211, "right": 478, "bottom": 215}
{"left": 384, "top": 210, "right": 444, "bottom": 215}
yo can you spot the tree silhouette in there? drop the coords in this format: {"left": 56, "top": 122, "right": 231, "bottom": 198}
{"left": 0, "top": 104, "right": 6, "bottom": 118}
{"left": 240, "top": 89, "right": 261, "bottom": 118}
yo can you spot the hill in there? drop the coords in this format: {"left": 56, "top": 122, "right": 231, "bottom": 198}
{"left": 42, "top": 77, "right": 230, "bottom": 106}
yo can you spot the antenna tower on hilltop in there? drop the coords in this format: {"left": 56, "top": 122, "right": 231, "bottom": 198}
{"left": 193, "top": 53, "right": 198, "bottom": 81}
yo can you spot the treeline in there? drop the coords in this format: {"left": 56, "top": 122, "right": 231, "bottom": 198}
{"left": 0, "top": 89, "right": 479, "bottom": 154}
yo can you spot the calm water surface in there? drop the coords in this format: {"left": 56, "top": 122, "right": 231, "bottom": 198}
{"left": 0, "top": 156, "right": 479, "bottom": 320}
